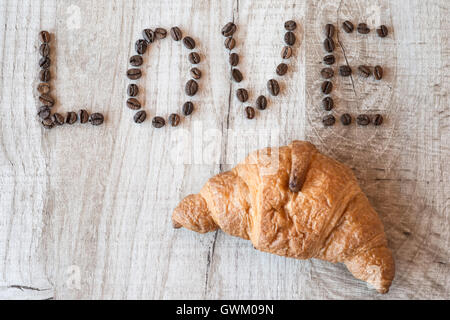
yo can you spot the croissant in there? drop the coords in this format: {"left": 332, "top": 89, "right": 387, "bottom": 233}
{"left": 172, "top": 141, "right": 395, "bottom": 293}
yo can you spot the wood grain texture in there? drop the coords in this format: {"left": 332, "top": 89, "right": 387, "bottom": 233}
{"left": 0, "top": 0, "right": 448, "bottom": 299}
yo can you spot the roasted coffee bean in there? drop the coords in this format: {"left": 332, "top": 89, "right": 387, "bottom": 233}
{"left": 222, "top": 22, "right": 236, "bottom": 37}
{"left": 358, "top": 65, "right": 371, "bottom": 77}
{"left": 339, "top": 65, "right": 352, "bottom": 76}
{"left": 377, "top": 25, "right": 388, "bottom": 38}
{"left": 284, "top": 20, "right": 297, "bottom": 31}
{"left": 143, "top": 29, "right": 155, "bottom": 43}
{"left": 89, "top": 113, "right": 104, "bottom": 126}
{"left": 37, "top": 106, "right": 51, "bottom": 119}
{"left": 340, "top": 113, "right": 352, "bottom": 125}
{"left": 256, "top": 95, "right": 267, "bottom": 110}
{"left": 134, "top": 110, "right": 147, "bottom": 123}
{"left": 79, "top": 109, "right": 89, "bottom": 123}
{"left": 267, "top": 79, "right": 280, "bottom": 96}
{"left": 245, "top": 106, "right": 255, "bottom": 119}
{"left": 323, "top": 114, "right": 336, "bottom": 126}
{"left": 66, "top": 112, "right": 78, "bottom": 124}
{"left": 39, "top": 94, "right": 54, "bottom": 107}
{"left": 229, "top": 53, "right": 239, "bottom": 66}
{"left": 224, "top": 37, "right": 236, "bottom": 50}
{"left": 182, "top": 101, "right": 194, "bottom": 116}
{"left": 236, "top": 88, "right": 249, "bottom": 102}
{"left": 41, "top": 118, "right": 54, "bottom": 129}
{"left": 321, "top": 67, "right": 334, "bottom": 79}
{"left": 39, "top": 43, "right": 50, "bottom": 57}
{"left": 323, "top": 54, "right": 335, "bottom": 65}
{"left": 40, "top": 69, "right": 50, "bottom": 82}
{"left": 325, "top": 24, "right": 335, "bottom": 38}
{"left": 135, "top": 39, "right": 148, "bottom": 55}
{"left": 323, "top": 37, "right": 335, "bottom": 53}
{"left": 276, "top": 63, "right": 288, "bottom": 76}
{"left": 52, "top": 112, "right": 64, "bottom": 126}
{"left": 127, "top": 98, "right": 141, "bottom": 110}
{"left": 284, "top": 32, "right": 296, "bottom": 46}
{"left": 169, "top": 113, "right": 181, "bottom": 127}
{"left": 152, "top": 116, "right": 165, "bottom": 128}
{"left": 281, "top": 46, "right": 292, "bottom": 59}
{"left": 183, "top": 36, "right": 196, "bottom": 49}
{"left": 356, "top": 114, "right": 370, "bottom": 126}
{"left": 321, "top": 81, "right": 333, "bottom": 94}
{"left": 155, "top": 28, "right": 167, "bottom": 39}
{"left": 130, "top": 55, "right": 143, "bottom": 67}
{"left": 342, "top": 20, "right": 354, "bottom": 33}
{"left": 37, "top": 83, "right": 50, "bottom": 95}
{"left": 231, "top": 68, "right": 243, "bottom": 83}
{"left": 190, "top": 67, "right": 202, "bottom": 79}
{"left": 322, "top": 97, "right": 334, "bottom": 111}
{"left": 373, "top": 114, "right": 384, "bottom": 126}
{"left": 39, "top": 31, "right": 50, "bottom": 43}
{"left": 188, "top": 52, "right": 201, "bottom": 64}
{"left": 374, "top": 65, "right": 383, "bottom": 80}
{"left": 39, "top": 57, "right": 51, "bottom": 69}
{"left": 170, "top": 26, "right": 182, "bottom": 41}
{"left": 185, "top": 80, "right": 199, "bottom": 96}
{"left": 127, "top": 84, "right": 139, "bottom": 97}
{"left": 357, "top": 23, "right": 370, "bottom": 34}
{"left": 127, "top": 68, "right": 142, "bottom": 80}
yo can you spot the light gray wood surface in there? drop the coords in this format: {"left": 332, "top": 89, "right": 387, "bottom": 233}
{"left": 0, "top": 0, "right": 448, "bottom": 300}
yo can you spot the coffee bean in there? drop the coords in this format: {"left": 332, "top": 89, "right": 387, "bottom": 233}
{"left": 183, "top": 36, "right": 196, "bottom": 50}
{"left": 321, "top": 81, "right": 333, "bottom": 94}
{"left": 170, "top": 26, "right": 182, "bottom": 41}
{"left": 41, "top": 118, "right": 54, "bottom": 129}
{"left": 267, "top": 79, "right": 280, "bottom": 96}
{"left": 342, "top": 21, "right": 354, "bottom": 33}
{"left": 222, "top": 22, "right": 236, "bottom": 37}
{"left": 39, "top": 69, "right": 50, "bottom": 82}
{"left": 79, "top": 109, "right": 89, "bottom": 123}
{"left": 373, "top": 114, "right": 383, "bottom": 126}
{"left": 281, "top": 46, "right": 293, "bottom": 59}
{"left": 135, "top": 39, "right": 148, "bottom": 55}
{"left": 185, "top": 80, "right": 199, "bottom": 96}
{"left": 356, "top": 114, "right": 370, "bottom": 126}
{"left": 182, "top": 101, "right": 194, "bottom": 116}
{"left": 236, "top": 88, "right": 249, "bottom": 102}
{"left": 325, "top": 24, "right": 335, "bottom": 38}
{"left": 323, "top": 55, "right": 335, "bottom": 65}
{"left": 229, "top": 53, "right": 239, "bottom": 66}
{"left": 134, "top": 110, "right": 147, "bottom": 123}
{"left": 89, "top": 113, "right": 104, "bottom": 126}
{"left": 66, "top": 112, "right": 78, "bottom": 125}
{"left": 340, "top": 113, "right": 352, "bottom": 125}
{"left": 323, "top": 37, "right": 335, "bottom": 53}
{"left": 358, "top": 65, "right": 371, "bottom": 77}
{"left": 357, "top": 23, "right": 370, "bottom": 34}
{"left": 245, "top": 106, "right": 255, "bottom": 119}
{"left": 284, "top": 32, "right": 296, "bottom": 45}
{"left": 127, "top": 98, "right": 141, "bottom": 110}
{"left": 37, "top": 83, "right": 50, "bottom": 95}
{"left": 155, "top": 28, "right": 167, "bottom": 39}
{"left": 37, "top": 106, "right": 51, "bottom": 119}
{"left": 152, "top": 116, "right": 165, "bottom": 128}
{"left": 374, "top": 65, "right": 383, "bottom": 80}
{"left": 256, "top": 95, "right": 267, "bottom": 110}
{"left": 142, "top": 29, "right": 155, "bottom": 43}
{"left": 39, "top": 31, "right": 50, "bottom": 43}
{"left": 127, "top": 84, "right": 139, "bottom": 97}
{"left": 320, "top": 67, "right": 334, "bottom": 79}
{"left": 188, "top": 52, "right": 201, "bottom": 64}
{"left": 127, "top": 68, "right": 142, "bottom": 80}
{"left": 39, "top": 94, "right": 54, "bottom": 107}
{"left": 284, "top": 20, "right": 297, "bottom": 31}
{"left": 169, "top": 113, "right": 181, "bottom": 127}
{"left": 323, "top": 114, "right": 336, "bottom": 126}
{"left": 52, "top": 112, "right": 64, "bottom": 126}
{"left": 130, "top": 55, "right": 143, "bottom": 67}
{"left": 224, "top": 37, "right": 236, "bottom": 50}
{"left": 190, "top": 67, "right": 202, "bottom": 79}
{"left": 339, "top": 65, "right": 352, "bottom": 76}
{"left": 276, "top": 63, "right": 288, "bottom": 76}
{"left": 39, "top": 57, "right": 51, "bottom": 69}
{"left": 377, "top": 25, "right": 388, "bottom": 38}
{"left": 322, "top": 97, "right": 334, "bottom": 111}
{"left": 39, "top": 43, "right": 50, "bottom": 57}
{"left": 231, "top": 68, "right": 243, "bottom": 83}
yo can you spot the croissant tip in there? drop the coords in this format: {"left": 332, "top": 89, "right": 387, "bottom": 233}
{"left": 172, "top": 220, "right": 182, "bottom": 229}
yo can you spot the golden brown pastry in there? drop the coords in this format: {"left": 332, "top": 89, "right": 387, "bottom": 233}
{"left": 172, "top": 141, "right": 395, "bottom": 293}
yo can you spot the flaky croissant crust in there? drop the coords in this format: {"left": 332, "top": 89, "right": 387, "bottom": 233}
{"left": 173, "top": 141, "right": 395, "bottom": 293}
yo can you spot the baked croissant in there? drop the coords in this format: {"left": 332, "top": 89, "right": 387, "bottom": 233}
{"left": 172, "top": 141, "right": 395, "bottom": 293}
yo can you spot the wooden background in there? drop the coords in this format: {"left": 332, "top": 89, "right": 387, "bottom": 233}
{"left": 0, "top": 0, "right": 448, "bottom": 299}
